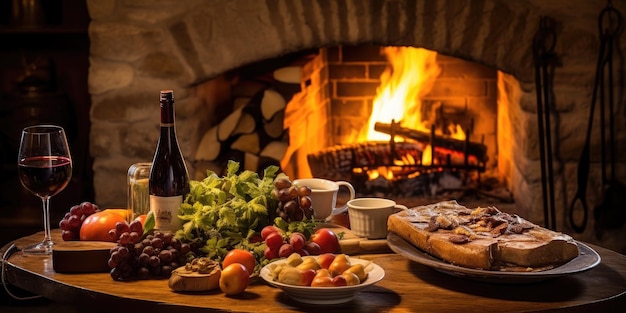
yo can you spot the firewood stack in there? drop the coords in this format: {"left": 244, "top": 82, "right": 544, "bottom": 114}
{"left": 308, "top": 132, "right": 487, "bottom": 183}
{"left": 307, "top": 141, "right": 426, "bottom": 181}
{"left": 194, "top": 66, "right": 302, "bottom": 177}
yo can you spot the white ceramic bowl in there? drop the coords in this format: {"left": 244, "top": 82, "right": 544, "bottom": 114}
{"left": 260, "top": 257, "right": 385, "bottom": 304}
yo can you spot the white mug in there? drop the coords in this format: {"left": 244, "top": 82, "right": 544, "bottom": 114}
{"left": 347, "top": 198, "right": 408, "bottom": 239}
{"left": 293, "top": 178, "right": 356, "bottom": 221}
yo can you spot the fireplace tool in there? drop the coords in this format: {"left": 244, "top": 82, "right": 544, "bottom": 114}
{"left": 569, "top": 1, "right": 625, "bottom": 234}
{"left": 533, "top": 17, "right": 558, "bottom": 230}
{"left": 592, "top": 2, "right": 626, "bottom": 235}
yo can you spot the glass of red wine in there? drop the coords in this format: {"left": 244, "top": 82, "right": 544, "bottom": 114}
{"left": 17, "top": 125, "right": 72, "bottom": 255}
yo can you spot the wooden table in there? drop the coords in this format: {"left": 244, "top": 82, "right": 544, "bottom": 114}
{"left": 2, "top": 230, "right": 625, "bottom": 312}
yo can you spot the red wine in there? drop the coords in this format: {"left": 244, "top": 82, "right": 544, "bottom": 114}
{"left": 18, "top": 156, "right": 72, "bottom": 198}
{"left": 149, "top": 90, "right": 189, "bottom": 232}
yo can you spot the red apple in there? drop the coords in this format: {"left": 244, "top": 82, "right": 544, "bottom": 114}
{"left": 316, "top": 253, "right": 336, "bottom": 269}
{"left": 219, "top": 263, "right": 250, "bottom": 296}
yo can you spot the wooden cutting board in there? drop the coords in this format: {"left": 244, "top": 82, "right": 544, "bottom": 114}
{"left": 319, "top": 223, "right": 392, "bottom": 255}
{"left": 50, "top": 224, "right": 390, "bottom": 274}
{"left": 52, "top": 241, "right": 116, "bottom": 273}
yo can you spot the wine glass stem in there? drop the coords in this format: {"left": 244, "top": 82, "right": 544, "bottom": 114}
{"left": 41, "top": 196, "right": 53, "bottom": 247}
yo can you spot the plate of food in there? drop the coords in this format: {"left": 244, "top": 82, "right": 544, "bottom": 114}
{"left": 386, "top": 200, "right": 601, "bottom": 284}
{"left": 260, "top": 256, "right": 385, "bottom": 304}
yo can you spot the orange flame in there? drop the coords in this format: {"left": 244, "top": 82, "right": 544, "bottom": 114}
{"left": 358, "top": 47, "right": 441, "bottom": 142}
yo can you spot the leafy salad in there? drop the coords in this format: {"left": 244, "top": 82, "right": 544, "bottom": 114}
{"left": 174, "top": 160, "right": 317, "bottom": 273}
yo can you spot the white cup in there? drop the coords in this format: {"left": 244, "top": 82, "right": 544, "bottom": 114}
{"left": 347, "top": 198, "right": 408, "bottom": 239}
{"left": 293, "top": 178, "right": 356, "bottom": 221}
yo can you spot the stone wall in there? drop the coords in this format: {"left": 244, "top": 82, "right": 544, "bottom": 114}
{"left": 87, "top": 0, "right": 626, "bottom": 252}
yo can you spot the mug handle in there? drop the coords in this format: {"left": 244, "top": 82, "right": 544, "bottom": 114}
{"left": 394, "top": 204, "right": 408, "bottom": 212}
{"left": 331, "top": 181, "right": 356, "bottom": 215}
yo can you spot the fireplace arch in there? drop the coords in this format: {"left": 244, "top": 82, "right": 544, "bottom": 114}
{"left": 88, "top": 0, "right": 625, "bottom": 251}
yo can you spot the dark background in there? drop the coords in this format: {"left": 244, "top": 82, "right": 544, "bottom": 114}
{"left": 0, "top": 0, "right": 93, "bottom": 253}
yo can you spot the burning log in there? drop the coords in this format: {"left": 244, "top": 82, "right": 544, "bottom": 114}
{"left": 374, "top": 122, "right": 488, "bottom": 162}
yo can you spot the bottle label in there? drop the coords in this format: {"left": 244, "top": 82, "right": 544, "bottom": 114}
{"left": 149, "top": 195, "right": 183, "bottom": 232}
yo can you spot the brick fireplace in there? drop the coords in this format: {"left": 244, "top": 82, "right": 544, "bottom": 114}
{"left": 282, "top": 45, "right": 496, "bottom": 195}
{"left": 87, "top": 0, "right": 626, "bottom": 252}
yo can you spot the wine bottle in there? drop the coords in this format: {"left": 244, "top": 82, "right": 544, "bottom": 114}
{"left": 148, "top": 90, "right": 189, "bottom": 232}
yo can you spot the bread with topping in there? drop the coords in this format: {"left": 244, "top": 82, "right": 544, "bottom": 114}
{"left": 387, "top": 200, "right": 579, "bottom": 271}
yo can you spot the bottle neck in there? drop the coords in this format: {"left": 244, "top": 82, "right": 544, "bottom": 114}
{"left": 160, "top": 102, "right": 175, "bottom": 126}
{"left": 160, "top": 90, "right": 175, "bottom": 126}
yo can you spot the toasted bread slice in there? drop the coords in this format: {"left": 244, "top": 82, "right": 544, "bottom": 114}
{"left": 387, "top": 200, "right": 579, "bottom": 271}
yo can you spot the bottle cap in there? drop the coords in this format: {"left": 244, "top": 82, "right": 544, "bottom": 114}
{"left": 160, "top": 90, "right": 174, "bottom": 103}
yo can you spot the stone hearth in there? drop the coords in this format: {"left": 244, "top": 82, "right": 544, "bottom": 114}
{"left": 87, "top": 0, "right": 626, "bottom": 252}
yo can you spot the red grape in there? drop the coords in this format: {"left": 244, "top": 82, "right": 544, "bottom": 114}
{"left": 117, "top": 246, "right": 129, "bottom": 258}
{"left": 261, "top": 225, "right": 281, "bottom": 240}
{"left": 68, "top": 215, "right": 81, "bottom": 228}
{"left": 264, "top": 246, "right": 278, "bottom": 260}
{"left": 59, "top": 201, "right": 101, "bottom": 241}
{"left": 303, "top": 241, "right": 321, "bottom": 255}
{"left": 80, "top": 201, "right": 98, "bottom": 215}
{"left": 108, "top": 229, "right": 118, "bottom": 241}
{"left": 299, "top": 196, "right": 312, "bottom": 210}
{"left": 107, "top": 231, "right": 202, "bottom": 281}
{"left": 289, "top": 232, "right": 305, "bottom": 251}
{"left": 59, "top": 219, "right": 71, "bottom": 231}
{"left": 119, "top": 232, "right": 131, "bottom": 245}
{"left": 151, "top": 238, "right": 163, "bottom": 249}
{"left": 61, "top": 230, "right": 74, "bottom": 241}
{"left": 129, "top": 220, "right": 143, "bottom": 233}
{"left": 115, "top": 222, "right": 130, "bottom": 234}
{"left": 278, "top": 243, "right": 294, "bottom": 258}
{"left": 265, "top": 232, "right": 284, "bottom": 251}
{"left": 158, "top": 250, "right": 172, "bottom": 264}
{"left": 69, "top": 205, "right": 82, "bottom": 217}
{"left": 297, "top": 186, "right": 312, "bottom": 197}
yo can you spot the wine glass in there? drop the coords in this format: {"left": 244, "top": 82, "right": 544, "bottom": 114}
{"left": 17, "top": 125, "right": 72, "bottom": 255}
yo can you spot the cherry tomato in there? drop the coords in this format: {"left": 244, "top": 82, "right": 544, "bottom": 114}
{"left": 310, "top": 228, "right": 340, "bottom": 254}
{"left": 222, "top": 249, "right": 256, "bottom": 274}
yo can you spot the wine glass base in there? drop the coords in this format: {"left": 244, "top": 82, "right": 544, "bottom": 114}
{"left": 22, "top": 241, "right": 54, "bottom": 255}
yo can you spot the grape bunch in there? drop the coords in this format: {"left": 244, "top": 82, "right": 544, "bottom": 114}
{"left": 109, "top": 220, "right": 144, "bottom": 245}
{"left": 272, "top": 177, "right": 314, "bottom": 222}
{"left": 59, "top": 201, "right": 100, "bottom": 241}
{"left": 108, "top": 228, "right": 202, "bottom": 281}
{"left": 262, "top": 226, "right": 321, "bottom": 260}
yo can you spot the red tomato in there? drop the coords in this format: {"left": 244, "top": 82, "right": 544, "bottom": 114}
{"left": 222, "top": 249, "right": 256, "bottom": 274}
{"left": 79, "top": 210, "right": 127, "bottom": 242}
{"left": 310, "top": 228, "right": 340, "bottom": 254}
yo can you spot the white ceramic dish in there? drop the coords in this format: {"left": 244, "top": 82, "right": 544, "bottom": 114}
{"left": 260, "top": 257, "right": 385, "bottom": 304}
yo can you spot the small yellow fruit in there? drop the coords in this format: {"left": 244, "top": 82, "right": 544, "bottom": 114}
{"left": 328, "top": 254, "right": 351, "bottom": 276}
{"left": 342, "top": 272, "right": 361, "bottom": 286}
{"left": 343, "top": 263, "right": 368, "bottom": 282}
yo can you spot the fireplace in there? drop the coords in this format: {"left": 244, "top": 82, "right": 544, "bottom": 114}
{"left": 86, "top": 0, "right": 626, "bottom": 253}
{"left": 281, "top": 46, "right": 495, "bottom": 198}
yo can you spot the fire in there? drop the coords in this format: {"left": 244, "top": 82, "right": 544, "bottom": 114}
{"left": 358, "top": 46, "right": 465, "bottom": 177}
{"left": 358, "top": 46, "right": 441, "bottom": 142}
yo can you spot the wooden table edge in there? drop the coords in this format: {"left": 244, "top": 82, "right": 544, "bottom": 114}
{"left": 2, "top": 231, "right": 626, "bottom": 312}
